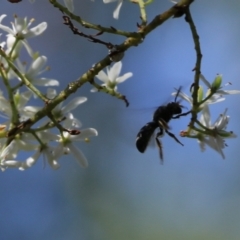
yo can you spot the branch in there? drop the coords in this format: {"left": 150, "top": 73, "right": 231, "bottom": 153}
{"left": 184, "top": 5, "right": 202, "bottom": 127}
{"left": 49, "top": 0, "right": 140, "bottom": 38}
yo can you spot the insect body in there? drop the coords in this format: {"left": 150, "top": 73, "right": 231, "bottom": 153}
{"left": 136, "top": 88, "right": 189, "bottom": 161}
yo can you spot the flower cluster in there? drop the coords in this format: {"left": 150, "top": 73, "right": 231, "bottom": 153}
{"left": 176, "top": 74, "right": 240, "bottom": 159}
{"left": 0, "top": 15, "right": 98, "bottom": 171}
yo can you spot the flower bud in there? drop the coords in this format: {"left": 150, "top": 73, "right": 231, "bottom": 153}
{"left": 211, "top": 74, "right": 222, "bottom": 91}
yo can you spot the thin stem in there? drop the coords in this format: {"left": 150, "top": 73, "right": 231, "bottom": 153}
{"left": 185, "top": 7, "right": 202, "bottom": 109}
{"left": 48, "top": 0, "right": 140, "bottom": 38}
{"left": 138, "top": 0, "right": 147, "bottom": 26}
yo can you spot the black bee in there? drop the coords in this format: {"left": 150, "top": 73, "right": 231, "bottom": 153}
{"left": 136, "top": 87, "right": 190, "bottom": 162}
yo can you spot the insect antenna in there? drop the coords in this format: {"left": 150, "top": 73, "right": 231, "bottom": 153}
{"left": 174, "top": 86, "right": 182, "bottom": 102}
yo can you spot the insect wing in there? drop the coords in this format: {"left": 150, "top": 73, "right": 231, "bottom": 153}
{"left": 136, "top": 122, "right": 158, "bottom": 153}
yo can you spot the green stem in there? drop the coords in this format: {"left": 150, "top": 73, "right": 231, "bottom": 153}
{"left": 185, "top": 7, "right": 202, "bottom": 107}
{"left": 0, "top": 66, "right": 19, "bottom": 125}
{"left": 138, "top": 0, "right": 147, "bottom": 26}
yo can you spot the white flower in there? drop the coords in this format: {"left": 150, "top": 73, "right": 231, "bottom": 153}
{"left": 50, "top": 95, "right": 87, "bottom": 129}
{"left": 0, "top": 141, "right": 15, "bottom": 162}
{"left": 196, "top": 106, "right": 236, "bottom": 159}
{"left": 0, "top": 14, "right": 47, "bottom": 57}
{"left": 55, "top": 128, "right": 98, "bottom": 168}
{"left": 91, "top": 61, "right": 132, "bottom": 92}
{"left": 103, "top": 0, "right": 123, "bottom": 19}
{"left": 0, "top": 141, "right": 30, "bottom": 171}
{"left": 173, "top": 87, "right": 225, "bottom": 112}
{"left": 200, "top": 74, "right": 240, "bottom": 96}
{"left": 175, "top": 74, "right": 240, "bottom": 111}
{"left": 1, "top": 145, "right": 59, "bottom": 171}
{"left": 64, "top": 0, "right": 74, "bottom": 12}
{"left": 12, "top": 56, "right": 59, "bottom": 86}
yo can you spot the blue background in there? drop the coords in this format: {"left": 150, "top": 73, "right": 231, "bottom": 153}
{"left": 1, "top": 0, "right": 240, "bottom": 239}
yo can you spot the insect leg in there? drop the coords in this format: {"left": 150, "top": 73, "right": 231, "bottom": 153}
{"left": 172, "top": 110, "right": 191, "bottom": 119}
{"left": 156, "top": 128, "right": 164, "bottom": 162}
{"left": 165, "top": 129, "right": 184, "bottom": 146}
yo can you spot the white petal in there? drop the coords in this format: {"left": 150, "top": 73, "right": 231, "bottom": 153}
{"left": 217, "top": 90, "right": 240, "bottom": 95}
{"left": 96, "top": 70, "right": 109, "bottom": 83}
{"left": 108, "top": 61, "right": 122, "bottom": 81}
{"left": 103, "top": 0, "right": 117, "bottom": 3}
{"left": 0, "top": 15, "right": 7, "bottom": 23}
{"left": 64, "top": 0, "right": 74, "bottom": 12}
{"left": 175, "top": 92, "right": 193, "bottom": 105}
{"left": 214, "top": 109, "right": 228, "bottom": 129}
{"left": 18, "top": 91, "right": 33, "bottom": 108}
{"left": 32, "top": 78, "right": 59, "bottom": 86}
{"left": 206, "top": 97, "right": 225, "bottom": 104}
{"left": 0, "top": 141, "right": 15, "bottom": 160}
{"left": 197, "top": 138, "right": 205, "bottom": 152}
{"left": 48, "top": 159, "right": 60, "bottom": 170}
{"left": 202, "top": 137, "right": 225, "bottom": 159}
{"left": 23, "top": 106, "right": 41, "bottom": 114}
{"left": 2, "top": 160, "right": 24, "bottom": 168}
{"left": 20, "top": 40, "right": 35, "bottom": 58}
{"left": 25, "top": 22, "right": 47, "bottom": 38}
{"left": 0, "top": 24, "right": 15, "bottom": 35}
{"left": 47, "top": 88, "right": 57, "bottom": 99}
{"left": 71, "top": 128, "right": 98, "bottom": 141}
{"left": 14, "top": 17, "right": 25, "bottom": 33}
{"left": 200, "top": 74, "right": 211, "bottom": 88}
{"left": 68, "top": 143, "right": 88, "bottom": 168}
{"left": 90, "top": 88, "right": 98, "bottom": 92}
{"left": 61, "top": 97, "right": 87, "bottom": 114}
{"left": 116, "top": 72, "right": 133, "bottom": 83}
{"left": 113, "top": 0, "right": 123, "bottom": 19}
{"left": 44, "top": 148, "right": 60, "bottom": 170}
{"left": 201, "top": 105, "right": 211, "bottom": 128}
{"left": 26, "top": 150, "right": 41, "bottom": 167}
{"left": 27, "top": 56, "right": 47, "bottom": 77}
{"left": 63, "top": 113, "right": 82, "bottom": 129}
{"left": 54, "top": 144, "right": 65, "bottom": 160}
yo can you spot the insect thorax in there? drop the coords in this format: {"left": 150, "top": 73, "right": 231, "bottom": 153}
{"left": 153, "top": 102, "right": 182, "bottom": 123}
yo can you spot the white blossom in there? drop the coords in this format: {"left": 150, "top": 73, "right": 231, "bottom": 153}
{"left": 55, "top": 128, "right": 98, "bottom": 168}
{"left": 0, "top": 14, "right": 47, "bottom": 57}
{"left": 173, "top": 87, "right": 225, "bottom": 112}
{"left": 195, "top": 106, "right": 236, "bottom": 159}
{"left": 200, "top": 74, "right": 240, "bottom": 96}
{"left": 91, "top": 61, "right": 132, "bottom": 92}
{"left": 11, "top": 56, "right": 59, "bottom": 86}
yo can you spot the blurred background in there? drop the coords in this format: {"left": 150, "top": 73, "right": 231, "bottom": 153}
{"left": 1, "top": 0, "right": 240, "bottom": 239}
